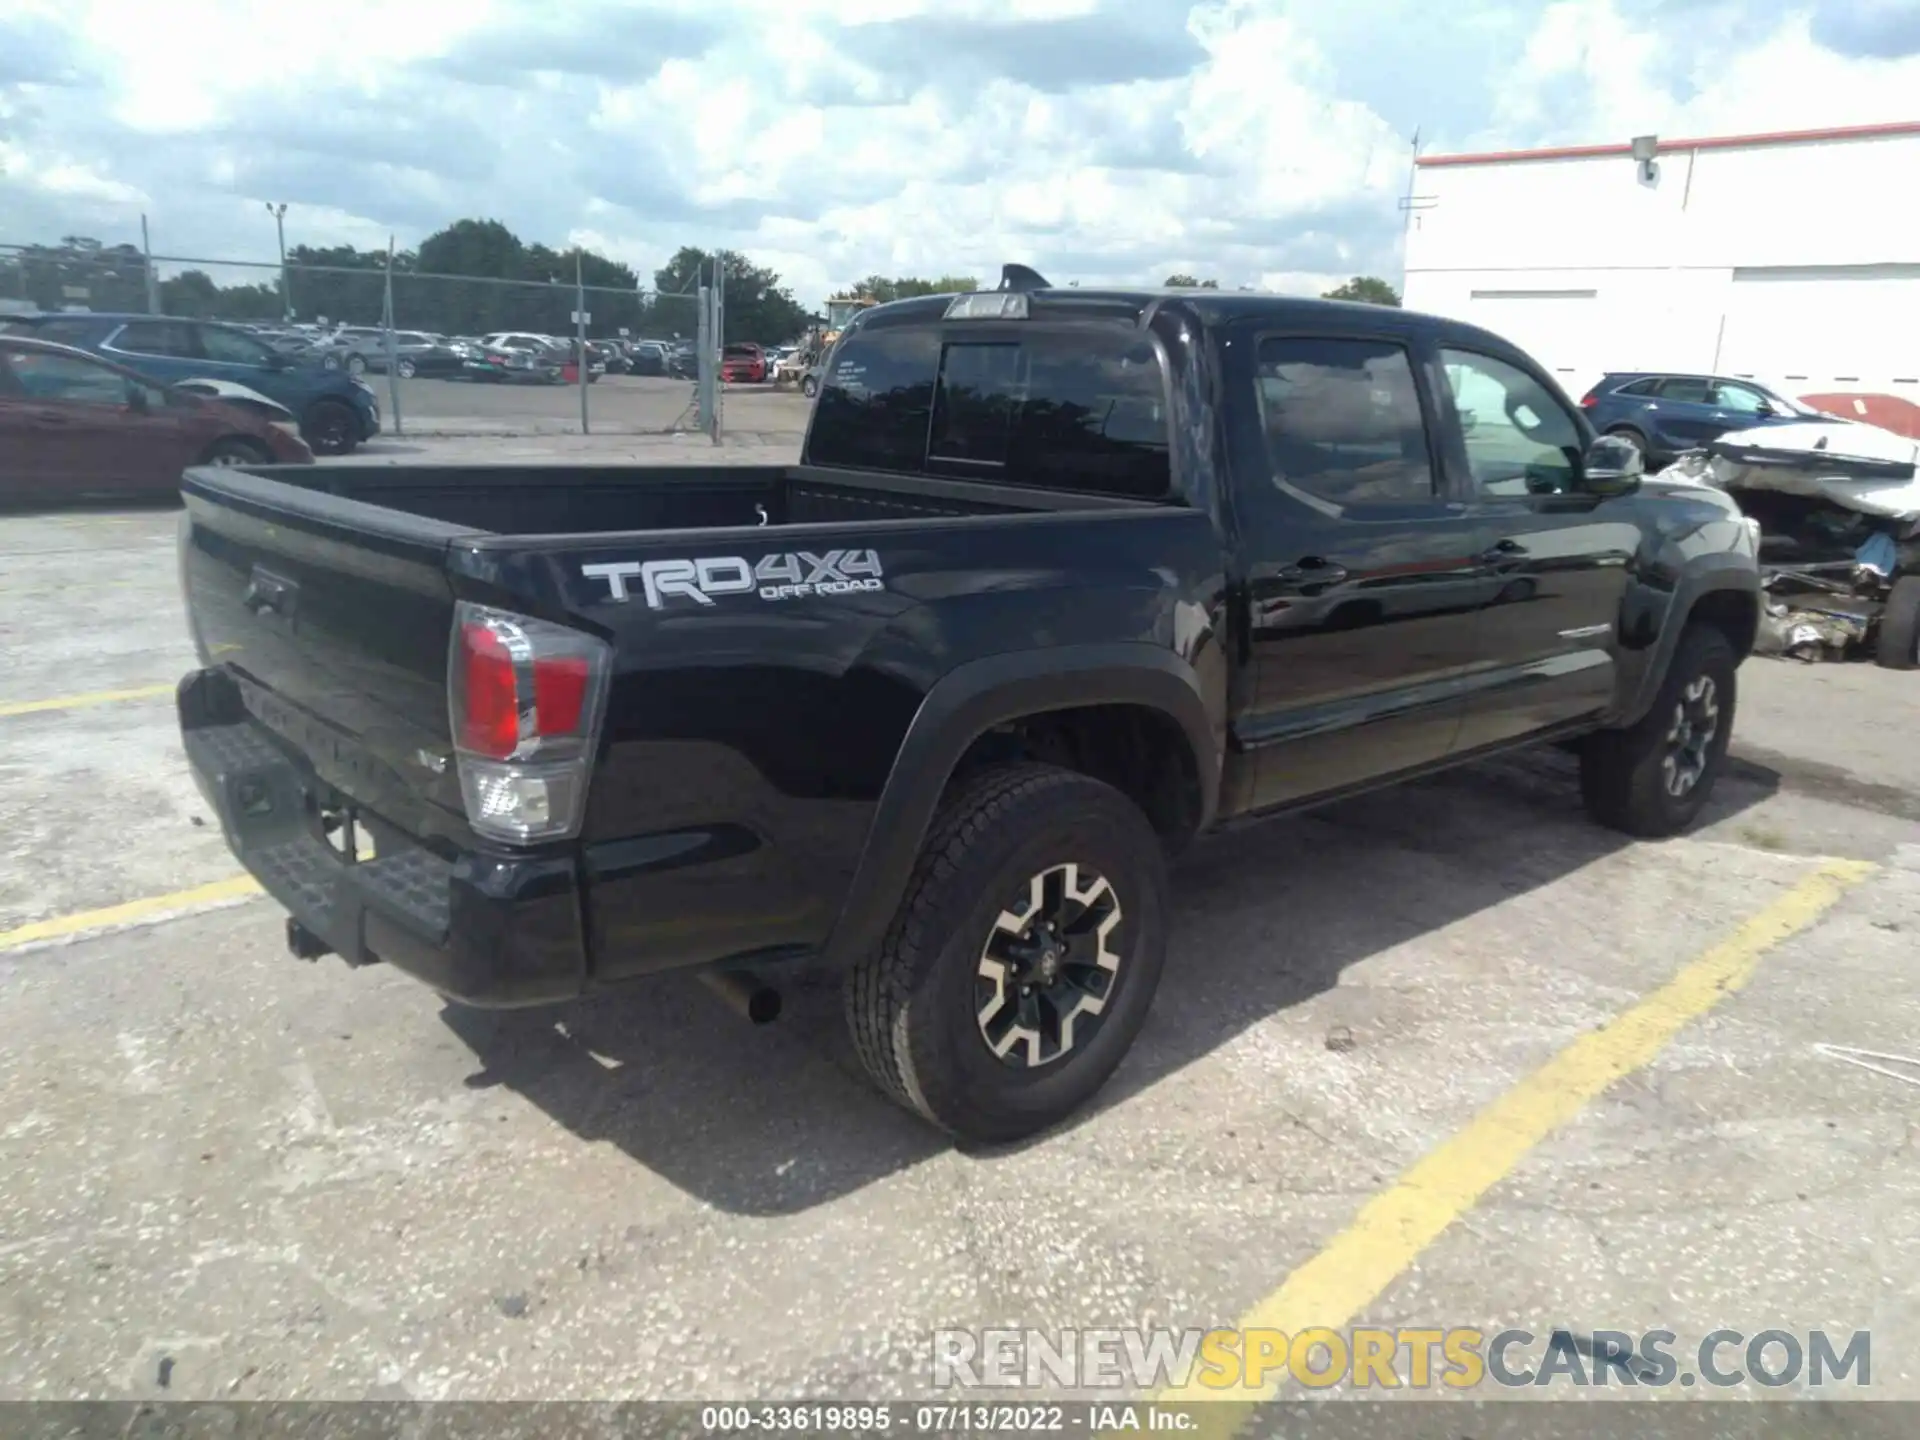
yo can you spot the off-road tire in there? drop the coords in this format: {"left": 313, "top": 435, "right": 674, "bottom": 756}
{"left": 844, "top": 763, "right": 1170, "bottom": 1145}
{"left": 1581, "top": 624, "right": 1736, "bottom": 837}
{"left": 1874, "top": 576, "right": 1920, "bottom": 670}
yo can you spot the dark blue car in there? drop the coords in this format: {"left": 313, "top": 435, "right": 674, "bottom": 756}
{"left": 1579, "top": 371, "right": 1842, "bottom": 467}
{"left": 5, "top": 313, "right": 379, "bottom": 455}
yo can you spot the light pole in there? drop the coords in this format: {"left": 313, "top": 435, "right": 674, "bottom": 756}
{"left": 265, "top": 202, "right": 290, "bottom": 319}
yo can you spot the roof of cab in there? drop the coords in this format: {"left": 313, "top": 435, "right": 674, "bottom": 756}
{"left": 851, "top": 285, "right": 1524, "bottom": 356}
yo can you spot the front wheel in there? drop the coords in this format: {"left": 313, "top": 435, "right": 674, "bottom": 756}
{"left": 1581, "top": 624, "right": 1736, "bottom": 837}
{"left": 1873, "top": 575, "right": 1920, "bottom": 670}
{"left": 801, "top": 375, "right": 819, "bottom": 398}
{"left": 844, "top": 763, "right": 1170, "bottom": 1145}
{"left": 396, "top": 357, "right": 417, "bottom": 379}
{"left": 345, "top": 353, "right": 367, "bottom": 377}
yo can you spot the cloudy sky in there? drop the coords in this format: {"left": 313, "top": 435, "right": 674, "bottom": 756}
{"left": 2, "top": 0, "right": 1917, "bottom": 305}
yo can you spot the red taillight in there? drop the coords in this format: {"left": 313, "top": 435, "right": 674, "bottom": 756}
{"left": 448, "top": 604, "right": 611, "bottom": 844}
{"left": 1579, "top": 392, "right": 1598, "bottom": 408}
{"left": 533, "top": 655, "right": 588, "bottom": 735}
{"left": 459, "top": 621, "right": 518, "bottom": 759}
{"left": 457, "top": 623, "right": 594, "bottom": 758}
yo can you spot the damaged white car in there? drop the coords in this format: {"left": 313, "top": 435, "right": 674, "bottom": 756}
{"left": 1657, "top": 419, "right": 1920, "bottom": 668}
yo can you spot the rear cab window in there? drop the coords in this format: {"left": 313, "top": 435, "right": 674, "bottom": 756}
{"left": 808, "top": 321, "right": 1172, "bottom": 499}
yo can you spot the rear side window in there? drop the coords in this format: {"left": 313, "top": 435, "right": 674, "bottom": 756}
{"left": 1656, "top": 376, "right": 1711, "bottom": 403}
{"left": 1615, "top": 377, "right": 1661, "bottom": 397}
{"left": 112, "top": 320, "right": 196, "bottom": 357}
{"left": 1255, "top": 337, "right": 1434, "bottom": 507}
{"left": 807, "top": 328, "right": 941, "bottom": 475}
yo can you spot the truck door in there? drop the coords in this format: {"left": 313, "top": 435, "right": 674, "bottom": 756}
{"left": 1430, "top": 345, "right": 1639, "bottom": 747}
{"left": 1225, "top": 328, "right": 1491, "bottom": 809}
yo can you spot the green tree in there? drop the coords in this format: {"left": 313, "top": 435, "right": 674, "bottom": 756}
{"left": 832, "top": 274, "right": 980, "bottom": 305}
{"left": 656, "top": 246, "right": 811, "bottom": 345}
{"left": 7, "top": 237, "right": 149, "bottom": 312}
{"left": 1163, "top": 274, "right": 1219, "bottom": 288}
{"left": 1321, "top": 276, "right": 1401, "bottom": 307}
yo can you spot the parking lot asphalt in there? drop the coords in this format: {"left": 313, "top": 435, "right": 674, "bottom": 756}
{"left": 2, "top": 483, "right": 1917, "bottom": 1407}
{"left": 367, "top": 372, "right": 812, "bottom": 440}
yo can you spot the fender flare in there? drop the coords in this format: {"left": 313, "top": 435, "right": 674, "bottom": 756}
{"left": 819, "top": 642, "right": 1219, "bottom": 969}
{"left": 1620, "top": 560, "right": 1761, "bottom": 726}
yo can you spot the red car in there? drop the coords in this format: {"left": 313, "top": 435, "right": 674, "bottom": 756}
{"left": 720, "top": 342, "right": 767, "bottom": 383}
{"left": 0, "top": 334, "right": 312, "bottom": 505}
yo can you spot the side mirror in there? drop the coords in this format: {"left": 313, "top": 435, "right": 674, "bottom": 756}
{"left": 1750, "top": 399, "right": 1774, "bottom": 418}
{"left": 1579, "top": 433, "right": 1644, "bottom": 496}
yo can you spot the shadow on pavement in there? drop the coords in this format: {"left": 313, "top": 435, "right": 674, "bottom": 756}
{"left": 438, "top": 745, "right": 1779, "bottom": 1217}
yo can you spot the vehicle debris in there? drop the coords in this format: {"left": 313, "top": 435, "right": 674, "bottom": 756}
{"left": 1658, "top": 420, "right": 1920, "bottom": 668}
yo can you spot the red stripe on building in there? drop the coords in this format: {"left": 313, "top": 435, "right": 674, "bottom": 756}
{"left": 1418, "top": 120, "right": 1920, "bottom": 169}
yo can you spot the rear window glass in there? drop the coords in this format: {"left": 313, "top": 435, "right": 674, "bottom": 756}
{"left": 809, "top": 326, "right": 1171, "bottom": 498}
{"left": 807, "top": 328, "right": 941, "bottom": 475}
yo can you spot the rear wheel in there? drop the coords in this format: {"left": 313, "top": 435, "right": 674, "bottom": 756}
{"left": 200, "top": 436, "right": 271, "bottom": 467}
{"left": 1581, "top": 624, "right": 1736, "bottom": 837}
{"left": 1875, "top": 576, "right": 1920, "bottom": 670}
{"left": 301, "top": 399, "right": 359, "bottom": 456}
{"left": 396, "top": 357, "right": 417, "bottom": 379}
{"left": 1605, "top": 425, "right": 1648, "bottom": 463}
{"left": 844, "top": 763, "right": 1169, "bottom": 1145}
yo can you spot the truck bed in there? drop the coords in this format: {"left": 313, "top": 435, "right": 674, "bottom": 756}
{"left": 227, "top": 461, "right": 1152, "bottom": 537}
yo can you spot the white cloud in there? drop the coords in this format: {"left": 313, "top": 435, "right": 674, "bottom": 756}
{"left": 2, "top": 0, "right": 1916, "bottom": 308}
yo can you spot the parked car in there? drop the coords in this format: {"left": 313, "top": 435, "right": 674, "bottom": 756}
{"left": 174, "top": 272, "right": 1761, "bottom": 1144}
{"left": 384, "top": 332, "right": 473, "bottom": 378}
{"left": 626, "top": 341, "right": 668, "bottom": 377}
{"left": 589, "top": 340, "right": 628, "bottom": 375}
{"left": 721, "top": 342, "right": 767, "bottom": 383}
{"left": 666, "top": 344, "right": 699, "bottom": 380}
{"left": 1579, "top": 372, "right": 1847, "bottom": 467}
{"left": 464, "top": 336, "right": 563, "bottom": 385}
{"left": 1, "top": 334, "right": 310, "bottom": 505}
{"left": 8, "top": 313, "right": 379, "bottom": 455}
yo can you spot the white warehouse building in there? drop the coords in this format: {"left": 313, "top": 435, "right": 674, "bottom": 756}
{"left": 1401, "top": 121, "right": 1920, "bottom": 408}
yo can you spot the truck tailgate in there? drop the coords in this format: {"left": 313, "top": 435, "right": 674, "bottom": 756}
{"left": 178, "top": 467, "right": 475, "bottom": 844}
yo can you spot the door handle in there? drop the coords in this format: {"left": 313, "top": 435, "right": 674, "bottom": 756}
{"left": 1276, "top": 557, "right": 1350, "bottom": 586}
{"left": 1477, "top": 539, "right": 1528, "bottom": 565}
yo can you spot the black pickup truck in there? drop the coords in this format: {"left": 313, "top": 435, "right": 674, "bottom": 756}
{"left": 176, "top": 272, "right": 1762, "bottom": 1142}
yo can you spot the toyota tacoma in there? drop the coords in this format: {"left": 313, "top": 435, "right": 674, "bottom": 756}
{"left": 175, "top": 270, "right": 1762, "bottom": 1142}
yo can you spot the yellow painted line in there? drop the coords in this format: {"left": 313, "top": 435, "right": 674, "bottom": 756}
{"left": 1157, "top": 857, "right": 1877, "bottom": 1433}
{"left": 0, "top": 683, "right": 174, "bottom": 719}
{"left": 0, "top": 876, "right": 263, "bottom": 954}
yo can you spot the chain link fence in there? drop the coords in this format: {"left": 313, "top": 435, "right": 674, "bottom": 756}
{"left": 2, "top": 237, "right": 753, "bottom": 440}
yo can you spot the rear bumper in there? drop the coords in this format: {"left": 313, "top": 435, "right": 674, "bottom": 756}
{"left": 178, "top": 669, "right": 587, "bottom": 1008}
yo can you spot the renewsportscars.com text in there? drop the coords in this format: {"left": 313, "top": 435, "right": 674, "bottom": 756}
{"left": 931, "top": 1327, "right": 1872, "bottom": 1391}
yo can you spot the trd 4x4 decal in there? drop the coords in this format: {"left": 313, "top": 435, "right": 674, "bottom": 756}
{"left": 582, "top": 550, "right": 885, "bottom": 608}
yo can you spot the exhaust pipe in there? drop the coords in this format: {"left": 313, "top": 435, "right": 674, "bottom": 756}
{"left": 696, "top": 968, "right": 782, "bottom": 1025}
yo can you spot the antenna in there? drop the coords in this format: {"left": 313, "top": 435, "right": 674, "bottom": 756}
{"left": 999, "top": 264, "right": 1051, "bottom": 293}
